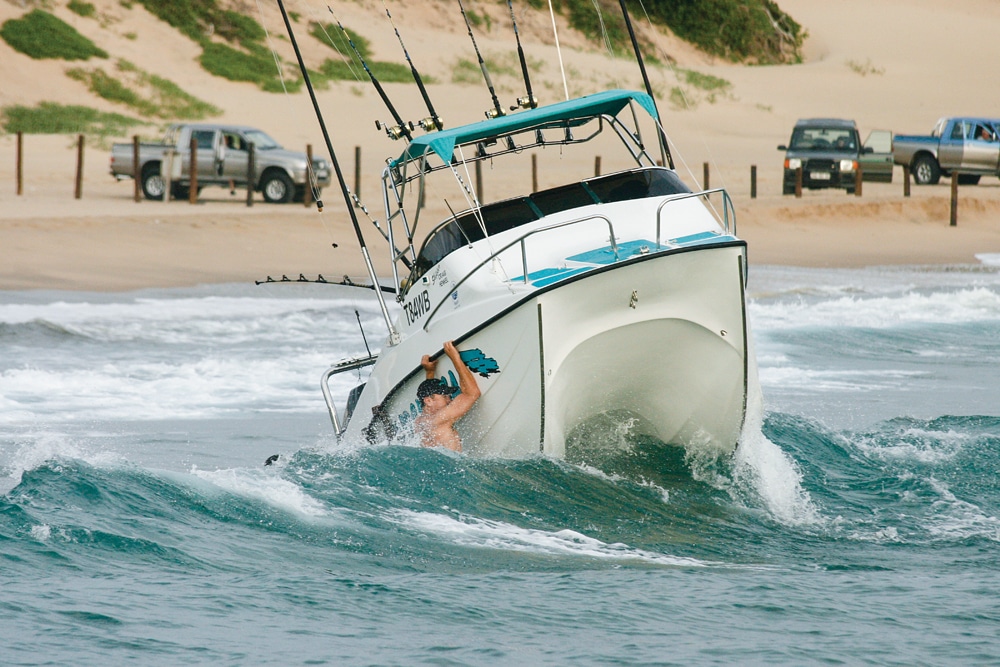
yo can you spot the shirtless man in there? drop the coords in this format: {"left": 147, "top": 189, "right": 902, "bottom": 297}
{"left": 414, "top": 341, "right": 481, "bottom": 452}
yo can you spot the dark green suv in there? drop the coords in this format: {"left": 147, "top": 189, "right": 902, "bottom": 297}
{"left": 778, "top": 119, "right": 893, "bottom": 195}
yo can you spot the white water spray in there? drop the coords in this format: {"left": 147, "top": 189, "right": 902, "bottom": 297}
{"left": 733, "top": 333, "right": 822, "bottom": 526}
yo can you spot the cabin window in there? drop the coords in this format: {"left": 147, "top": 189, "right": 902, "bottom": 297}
{"left": 529, "top": 183, "right": 598, "bottom": 216}
{"left": 586, "top": 168, "right": 691, "bottom": 202}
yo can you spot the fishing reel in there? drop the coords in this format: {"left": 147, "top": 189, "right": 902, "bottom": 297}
{"left": 417, "top": 115, "right": 443, "bottom": 132}
{"left": 485, "top": 107, "right": 507, "bottom": 120}
{"left": 375, "top": 119, "right": 414, "bottom": 141}
{"left": 510, "top": 94, "right": 538, "bottom": 111}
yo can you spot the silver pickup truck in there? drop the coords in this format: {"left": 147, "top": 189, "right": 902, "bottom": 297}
{"left": 109, "top": 123, "right": 331, "bottom": 202}
{"left": 893, "top": 117, "right": 1000, "bottom": 185}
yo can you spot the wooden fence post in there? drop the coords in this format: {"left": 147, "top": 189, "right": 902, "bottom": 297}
{"left": 703, "top": 162, "right": 710, "bottom": 190}
{"left": 132, "top": 135, "right": 141, "bottom": 202}
{"left": 795, "top": 167, "right": 802, "bottom": 198}
{"left": 246, "top": 142, "right": 255, "bottom": 207}
{"left": 854, "top": 166, "right": 862, "bottom": 197}
{"left": 16, "top": 131, "right": 25, "bottom": 196}
{"left": 594, "top": 155, "right": 601, "bottom": 177}
{"left": 750, "top": 165, "right": 757, "bottom": 199}
{"left": 304, "top": 143, "right": 313, "bottom": 207}
{"left": 531, "top": 154, "right": 538, "bottom": 193}
{"left": 74, "top": 134, "right": 84, "bottom": 199}
{"left": 189, "top": 137, "right": 198, "bottom": 204}
{"left": 163, "top": 149, "right": 173, "bottom": 202}
{"left": 950, "top": 172, "right": 958, "bottom": 226}
{"left": 903, "top": 166, "right": 911, "bottom": 197}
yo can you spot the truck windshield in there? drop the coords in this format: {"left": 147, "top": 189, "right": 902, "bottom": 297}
{"left": 243, "top": 130, "right": 282, "bottom": 150}
{"left": 790, "top": 127, "right": 857, "bottom": 151}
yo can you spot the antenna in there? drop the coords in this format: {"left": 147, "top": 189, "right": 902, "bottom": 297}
{"left": 506, "top": 0, "right": 537, "bottom": 111}
{"left": 383, "top": 2, "right": 443, "bottom": 132}
{"left": 355, "top": 309, "right": 372, "bottom": 358}
{"left": 328, "top": 8, "right": 413, "bottom": 142}
{"left": 617, "top": 0, "right": 673, "bottom": 169}
{"left": 274, "top": 0, "right": 398, "bottom": 342}
{"left": 457, "top": 0, "right": 505, "bottom": 119}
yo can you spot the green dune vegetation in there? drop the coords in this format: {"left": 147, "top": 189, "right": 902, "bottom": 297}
{"left": 66, "top": 60, "right": 222, "bottom": 120}
{"left": 0, "top": 8, "right": 108, "bottom": 60}
{"left": 309, "top": 22, "right": 418, "bottom": 85}
{"left": 539, "top": 0, "right": 803, "bottom": 65}
{"left": 1, "top": 102, "right": 144, "bottom": 138}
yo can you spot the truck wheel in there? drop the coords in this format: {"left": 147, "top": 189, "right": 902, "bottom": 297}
{"left": 262, "top": 171, "right": 294, "bottom": 203}
{"left": 912, "top": 155, "right": 941, "bottom": 185}
{"left": 957, "top": 174, "right": 981, "bottom": 185}
{"left": 141, "top": 164, "right": 165, "bottom": 200}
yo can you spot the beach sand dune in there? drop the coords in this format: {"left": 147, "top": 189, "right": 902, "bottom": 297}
{"left": 2, "top": 0, "right": 1000, "bottom": 290}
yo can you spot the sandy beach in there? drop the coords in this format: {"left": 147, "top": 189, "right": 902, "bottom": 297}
{"left": 3, "top": 0, "right": 1000, "bottom": 291}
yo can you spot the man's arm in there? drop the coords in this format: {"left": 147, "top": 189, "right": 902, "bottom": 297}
{"left": 421, "top": 354, "right": 437, "bottom": 379}
{"left": 435, "top": 341, "right": 481, "bottom": 425}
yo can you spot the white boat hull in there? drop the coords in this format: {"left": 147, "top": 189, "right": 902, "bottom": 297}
{"left": 344, "top": 242, "right": 749, "bottom": 459}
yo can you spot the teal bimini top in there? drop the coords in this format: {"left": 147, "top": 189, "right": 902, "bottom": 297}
{"left": 391, "top": 89, "right": 657, "bottom": 167}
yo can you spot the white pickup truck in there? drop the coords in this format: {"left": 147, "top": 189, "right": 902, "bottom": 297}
{"left": 109, "top": 123, "right": 331, "bottom": 202}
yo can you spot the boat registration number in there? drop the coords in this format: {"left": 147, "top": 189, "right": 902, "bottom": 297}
{"left": 810, "top": 172, "right": 831, "bottom": 180}
{"left": 403, "top": 289, "right": 432, "bottom": 325}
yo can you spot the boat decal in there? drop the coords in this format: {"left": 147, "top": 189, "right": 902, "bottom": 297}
{"left": 428, "top": 265, "right": 450, "bottom": 287}
{"left": 459, "top": 348, "right": 500, "bottom": 378}
{"left": 403, "top": 289, "right": 433, "bottom": 326}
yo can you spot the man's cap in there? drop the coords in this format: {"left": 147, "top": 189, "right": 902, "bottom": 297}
{"left": 417, "top": 379, "right": 452, "bottom": 400}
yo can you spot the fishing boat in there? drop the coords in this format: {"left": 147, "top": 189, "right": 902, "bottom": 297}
{"left": 278, "top": 2, "right": 756, "bottom": 459}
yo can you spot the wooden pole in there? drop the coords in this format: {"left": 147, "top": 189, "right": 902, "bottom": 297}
{"left": 854, "top": 166, "right": 862, "bottom": 197}
{"left": 188, "top": 137, "right": 198, "bottom": 204}
{"left": 246, "top": 142, "right": 255, "bottom": 207}
{"left": 795, "top": 167, "right": 803, "bottom": 198}
{"left": 163, "top": 149, "right": 172, "bottom": 202}
{"left": 354, "top": 145, "right": 361, "bottom": 203}
{"left": 132, "top": 135, "right": 141, "bottom": 202}
{"left": 950, "top": 172, "right": 958, "bottom": 226}
{"left": 903, "top": 166, "right": 911, "bottom": 197}
{"left": 594, "top": 155, "right": 601, "bottom": 177}
{"left": 74, "top": 134, "right": 84, "bottom": 199}
{"left": 531, "top": 153, "right": 538, "bottom": 193}
{"left": 304, "top": 143, "right": 313, "bottom": 207}
{"left": 475, "top": 159, "right": 483, "bottom": 202}
{"left": 703, "top": 162, "right": 709, "bottom": 190}
{"left": 16, "top": 131, "right": 24, "bottom": 195}
{"left": 750, "top": 165, "right": 757, "bottom": 199}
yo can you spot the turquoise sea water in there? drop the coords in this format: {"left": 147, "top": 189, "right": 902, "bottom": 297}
{"left": 2, "top": 265, "right": 999, "bottom": 665}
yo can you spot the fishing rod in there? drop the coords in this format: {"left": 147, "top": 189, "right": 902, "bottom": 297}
{"left": 457, "top": 0, "right": 505, "bottom": 119}
{"left": 328, "top": 7, "right": 413, "bottom": 142}
{"left": 274, "top": 0, "right": 398, "bottom": 341}
{"left": 506, "top": 0, "right": 537, "bottom": 111}
{"left": 618, "top": 0, "right": 673, "bottom": 168}
{"left": 383, "top": 2, "right": 443, "bottom": 132}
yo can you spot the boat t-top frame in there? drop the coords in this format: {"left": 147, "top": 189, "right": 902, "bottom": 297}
{"left": 378, "top": 90, "right": 665, "bottom": 298}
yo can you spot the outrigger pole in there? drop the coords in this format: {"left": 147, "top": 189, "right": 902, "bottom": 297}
{"left": 507, "top": 0, "right": 537, "bottom": 111}
{"left": 383, "top": 3, "right": 443, "bottom": 132}
{"left": 618, "top": 0, "right": 674, "bottom": 169}
{"left": 329, "top": 9, "right": 413, "bottom": 142}
{"left": 275, "top": 0, "right": 398, "bottom": 342}
{"left": 457, "top": 0, "right": 505, "bottom": 119}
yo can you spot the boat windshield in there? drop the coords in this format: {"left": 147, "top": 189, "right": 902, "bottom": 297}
{"left": 408, "top": 167, "right": 690, "bottom": 284}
